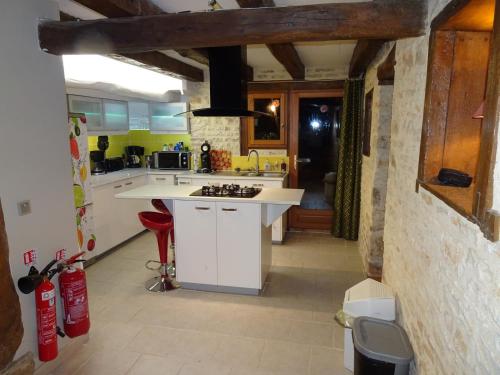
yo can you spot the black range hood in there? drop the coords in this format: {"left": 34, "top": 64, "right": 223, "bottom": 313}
{"left": 180, "top": 46, "right": 268, "bottom": 118}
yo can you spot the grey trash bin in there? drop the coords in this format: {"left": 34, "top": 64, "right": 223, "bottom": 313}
{"left": 352, "top": 316, "right": 413, "bottom": 375}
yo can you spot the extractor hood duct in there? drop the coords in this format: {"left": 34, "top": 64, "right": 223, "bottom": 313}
{"left": 179, "top": 46, "right": 268, "bottom": 118}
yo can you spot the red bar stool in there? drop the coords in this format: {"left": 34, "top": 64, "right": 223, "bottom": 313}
{"left": 138, "top": 211, "right": 179, "bottom": 292}
{"left": 151, "top": 199, "right": 175, "bottom": 276}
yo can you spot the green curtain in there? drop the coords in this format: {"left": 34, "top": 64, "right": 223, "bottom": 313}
{"left": 332, "top": 79, "right": 364, "bottom": 240}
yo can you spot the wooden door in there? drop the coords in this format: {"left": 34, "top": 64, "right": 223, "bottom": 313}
{"left": 289, "top": 90, "right": 344, "bottom": 230}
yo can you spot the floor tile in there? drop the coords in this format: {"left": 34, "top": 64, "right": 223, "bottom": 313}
{"left": 213, "top": 336, "right": 266, "bottom": 367}
{"left": 126, "top": 354, "right": 184, "bottom": 375}
{"left": 289, "top": 321, "right": 334, "bottom": 347}
{"left": 36, "top": 231, "right": 364, "bottom": 375}
{"left": 73, "top": 348, "right": 140, "bottom": 375}
{"left": 310, "top": 346, "right": 351, "bottom": 375}
{"left": 259, "top": 340, "right": 311, "bottom": 375}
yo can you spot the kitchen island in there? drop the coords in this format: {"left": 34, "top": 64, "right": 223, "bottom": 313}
{"left": 116, "top": 185, "right": 303, "bottom": 295}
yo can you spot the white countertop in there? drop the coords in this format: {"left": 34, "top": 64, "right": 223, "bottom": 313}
{"left": 91, "top": 168, "right": 287, "bottom": 188}
{"left": 115, "top": 184, "right": 304, "bottom": 205}
{"left": 178, "top": 171, "right": 288, "bottom": 181}
{"left": 90, "top": 168, "right": 189, "bottom": 188}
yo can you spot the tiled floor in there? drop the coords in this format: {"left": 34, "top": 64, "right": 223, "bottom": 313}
{"left": 36, "top": 231, "right": 364, "bottom": 375}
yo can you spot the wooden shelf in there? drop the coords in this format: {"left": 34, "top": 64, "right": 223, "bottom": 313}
{"left": 419, "top": 181, "right": 475, "bottom": 218}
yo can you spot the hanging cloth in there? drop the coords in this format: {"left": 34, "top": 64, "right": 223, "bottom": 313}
{"left": 332, "top": 79, "right": 364, "bottom": 240}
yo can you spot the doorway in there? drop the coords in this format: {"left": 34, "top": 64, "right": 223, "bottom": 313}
{"left": 289, "top": 90, "right": 343, "bottom": 230}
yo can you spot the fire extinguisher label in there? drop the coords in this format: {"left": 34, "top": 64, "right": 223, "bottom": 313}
{"left": 41, "top": 289, "right": 55, "bottom": 301}
{"left": 37, "top": 306, "right": 56, "bottom": 345}
{"left": 63, "top": 278, "right": 88, "bottom": 323}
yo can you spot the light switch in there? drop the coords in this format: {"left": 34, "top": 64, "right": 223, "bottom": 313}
{"left": 17, "top": 200, "right": 31, "bottom": 216}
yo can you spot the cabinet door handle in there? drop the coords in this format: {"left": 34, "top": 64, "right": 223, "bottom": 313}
{"left": 178, "top": 181, "right": 190, "bottom": 185}
{"left": 195, "top": 207, "right": 210, "bottom": 210}
{"left": 125, "top": 182, "right": 133, "bottom": 186}
{"left": 156, "top": 177, "right": 167, "bottom": 181}
{"left": 222, "top": 208, "right": 237, "bottom": 212}
{"left": 253, "top": 184, "right": 264, "bottom": 187}
{"left": 114, "top": 185, "right": 122, "bottom": 189}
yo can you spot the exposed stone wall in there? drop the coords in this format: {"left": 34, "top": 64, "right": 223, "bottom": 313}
{"left": 253, "top": 66, "right": 348, "bottom": 81}
{"left": 186, "top": 82, "right": 241, "bottom": 156}
{"left": 381, "top": 0, "right": 500, "bottom": 373}
{"left": 359, "top": 44, "right": 394, "bottom": 278}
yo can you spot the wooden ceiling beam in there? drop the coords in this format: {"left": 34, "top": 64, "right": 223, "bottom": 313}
{"left": 71, "top": 0, "right": 209, "bottom": 65}
{"left": 349, "top": 39, "right": 387, "bottom": 78}
{"left": 39, "top": 1, "right": 426, "bottom": 55}
{"left": 59, "top": 12, "right": 203, "bottom": 82}
{"left": 266, "top": 44, "right": 305, "bottom": 80}
{"left": 377, "top": 46, "right": 396, "bottom": 85}
{"left": 237, "top": 0, "right": 304, "bottom": 80}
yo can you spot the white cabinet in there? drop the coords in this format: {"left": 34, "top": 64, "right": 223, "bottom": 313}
{"left": 92, "top": 176, "right": 148, "bottom": 257}
{"left": 175, "top": 176, "right": 287, "bottom": 243}
{"left": 174, "top": 200, "right": 268, "bottom": 291}
{"left": 174, "top": 200, "right": 218, "bottom": 286}
{"left": 68, "top": 95, "right": 104, "bottom": 132}
{"left": 128, "top": 101, "right": 150, "bottom": 130}
{"left": 103, "top": 99, "right": 128, "bottom": 133}
{"left": 177, "top": 177, "right": 192, "bottom": 186}
{"left": 216, "top": 203, "right": 260, "bottom": 289}
{"left": 67, "top": 95, "right": 129, "bottom": 134}
{"left": 150, "top": 102, "right": 190, "bottom": 133}
{"left": 148, "top": 174, "right": 176, "bottom": 185}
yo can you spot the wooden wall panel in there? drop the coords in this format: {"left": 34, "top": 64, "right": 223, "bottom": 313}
{"left": 442, "top": 31, "right": 491, "bottom": 176}
{"left": 419, "top": 31, "right": 456, "bottom": 181}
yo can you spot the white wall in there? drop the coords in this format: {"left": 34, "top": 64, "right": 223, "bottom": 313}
{"left": 0, "top": 0, "right": 77, "bottom": 365}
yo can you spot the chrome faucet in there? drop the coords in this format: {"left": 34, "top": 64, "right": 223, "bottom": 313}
{"left": 248, "top": 149, "right": 260, "bottom": 174}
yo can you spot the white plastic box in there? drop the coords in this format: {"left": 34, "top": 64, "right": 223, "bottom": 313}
{"left": 343, "top": 278, "right": 395, "bottom": 372}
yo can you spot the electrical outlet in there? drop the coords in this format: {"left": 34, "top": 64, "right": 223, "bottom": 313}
{"left": 17, "top": 200, "right": 31, "bottom": 216}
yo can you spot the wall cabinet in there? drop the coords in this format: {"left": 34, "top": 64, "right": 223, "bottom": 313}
{"left": 68, "top": 95, "right": 129, "bottom": 134}
{"left": 103, "top": 99, "right": 129, "bottom": 132}
{"left": 128, "top": 101, "right": 150, "bottom": 130}
{"left": 150, "top": 102, "right": 190, "bottom": 134}
{"left": 175, "top": 176, "right": 287, "bottom": 243}
{"left": 68, "top": 95, "right": 104, "bottom": 132}
{"left": 246, "top": 92, "right": 287, "bottom": 149}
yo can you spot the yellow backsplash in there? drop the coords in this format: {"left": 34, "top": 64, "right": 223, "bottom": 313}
{"left": 231, "top": 156, "right": 289, "bottom": 172}
{"left": 88, "top": 131, "right": 192, "bottom": 158}
{"left": 87, "top": 131, "right": 288, "bottom": 171}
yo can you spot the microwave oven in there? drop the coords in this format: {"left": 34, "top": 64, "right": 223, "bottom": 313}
{"left": 153, "top": 151, "right": 191, "bottom": 170}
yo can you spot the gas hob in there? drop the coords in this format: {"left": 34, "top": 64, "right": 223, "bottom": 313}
{"left": 190, "top": 184, "right": 262, "bottom": 198}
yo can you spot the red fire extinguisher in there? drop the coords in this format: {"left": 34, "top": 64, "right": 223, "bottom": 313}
{"left": 17, "top": 258, "right": 61, "bottom": 362}
{"left": 35, "top": 274, "right": 58, "bottom": 361}
{"left": 59, "top": 252, "right": 90, "bottom": 338}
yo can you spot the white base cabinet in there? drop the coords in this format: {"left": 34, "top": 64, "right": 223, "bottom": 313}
{"left": 92, "top": 175, "right": 148, "bottom": 257}
{"left": 174, "top": 200, "right": 218, "bottom": 286}
{"left": 174, "top": 200, "right": 270, "bottom": 291}
{"left": 216, "top": 202, "right": 261, "bottom": 289}
{"left": 176, "top": 175, "right": 287, "bottom": 243}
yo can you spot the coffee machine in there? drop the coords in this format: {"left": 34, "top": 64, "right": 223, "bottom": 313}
{"left": 199, "top": 140, "right": 212, "bottom": 173}
{"left": 90, "top": 150, "right": 106, "bottom": 175}
{"left": 90, "top": 136, "right": 109, "bottom": 175}
{"left": 125, "top": 146, "right": 144, "bottom": 168}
